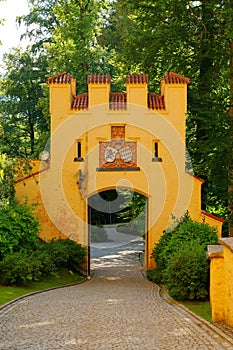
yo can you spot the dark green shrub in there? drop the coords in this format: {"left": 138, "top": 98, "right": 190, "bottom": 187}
{"left": 60, "top": 238, "right": 87, "bottom": 265}
{"left": 0, "top": 200, "right": 40, "bottom": 259}
{"left": 0, "top": 198, "right": 86, "bottom": 285}
{"left": 90, "top": 225, "right": 109, "bottom": 243}
{"left": 30, "top": 249, "right": 57, "bottom": 275}
{"left": 152, "top": 214, "right": 190, "bottom": 273}
{"left": 0, "top": 238, "right": 86, "bottom": 286}
{"left": 152, "top": 214, "right": 218, "bottom": 274}
{"left": 0, "top": 251, "right": 42, "bottom": 285}
{"left": 39, "top": 238, "right": 87, "bottom": 268}
{"left": 150, "top": 214, "right": 218, "bottom": 295}
{"left": 163, "top": 243, "right": 209, "bottom": 300}
{"left": 146, "top": 268, "right": 163, "bottom": 284}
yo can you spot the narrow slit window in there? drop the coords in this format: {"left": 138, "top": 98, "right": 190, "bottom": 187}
{"left": 152, "top": 141, "right": 162, "bottom": 162}
{"left": 77, "top": 141, "right": 82, "bottom": 158}
{"left": 154, "top": 142, "right": 158, "bottom": 158}
{"left": 74, "top": 141, "right": 84, "bottom": 162}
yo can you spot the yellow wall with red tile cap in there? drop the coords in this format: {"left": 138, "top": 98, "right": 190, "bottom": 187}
{"left": 15, "top": 71, "right": 223, "bottom": 273}
{"left": 208, "top": 238, "right": 233, "bottom": 327}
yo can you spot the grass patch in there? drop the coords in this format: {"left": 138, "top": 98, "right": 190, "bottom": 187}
{"left": 146, "top": 270, "right": 212, "bottom": 323}
{"left": 180, "top": 300, "right": 212, "bottom": 323}
{"left": 0, "top": 268, "right": 85, "bottom": 307}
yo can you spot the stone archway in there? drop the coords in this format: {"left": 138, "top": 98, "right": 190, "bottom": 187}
{"left": 87, "top": 189, "right": 147, "bottom": 273}
{"left": 15, "top": 71, "right": 224, "bottom": 276}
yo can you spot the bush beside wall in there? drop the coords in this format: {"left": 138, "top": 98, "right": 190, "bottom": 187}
{"left": 151, "top": 214, "right": 218, "bottom": 300}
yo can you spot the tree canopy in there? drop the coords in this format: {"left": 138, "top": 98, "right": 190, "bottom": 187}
{"left": 0, "top": 0, "right": 232, "bottom": 233}
{"left": 0, "top": 48, "right": 50, "bottom": 158}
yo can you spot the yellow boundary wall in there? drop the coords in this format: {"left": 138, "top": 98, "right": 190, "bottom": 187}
{"left": 208, "top": 238, "right": 233, "bottom": 326}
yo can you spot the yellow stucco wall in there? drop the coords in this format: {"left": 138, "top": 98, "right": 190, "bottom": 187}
{"left": 15, "top": 72, "right": 223, "bottom": 272}
{"left": 208, "top": 238, "right": 233, "bottom": 327}
{"left": 207, "top": 245, "right": 225, "bottom": 323}
{"left": 15, "top": 162, "right": 66, "bottom": 242}
{"left": 221, "top": 238, "right": 233, "bottom": 327}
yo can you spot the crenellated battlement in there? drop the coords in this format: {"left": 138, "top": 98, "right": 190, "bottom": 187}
{"left": 47, "top": 71, "right": 190, "bottom": 142}
{"left": 46, "top": 71, "right": 190, "bottom": 111}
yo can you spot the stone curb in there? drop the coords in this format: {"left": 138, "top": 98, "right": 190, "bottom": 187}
{"left": 0, "top": 277, "right": 90, "bottom": 313}
{"left": 0, "top": 250, "right": 135, "bottom": 314}
{"left": 159, "top": 286, "right": 233, "bottom": 347}
{"left": 0, "top": 249, "right": 139, "bottom": 314}
{"left": 141, "top": 264, "right": 233, "bottom": 348}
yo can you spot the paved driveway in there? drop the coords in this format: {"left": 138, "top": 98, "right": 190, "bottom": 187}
{"left": 1, "top": 240, "right": 233, "bottom": 349}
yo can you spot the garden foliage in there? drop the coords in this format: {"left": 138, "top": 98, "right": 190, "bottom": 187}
{"left": 0, "top": 200, "right": 39, "bottom": 259}
{"left": 151, "top": 214, "right": 218, "bottom": 300}
{"left": 0, "top": 237, "right": 87, "bottom": 286}
{"left": 0, "top": 200, "right": 87, "bottom": 285}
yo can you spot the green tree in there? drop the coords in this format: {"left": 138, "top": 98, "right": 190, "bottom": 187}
{"left": 3, "top": 0, "right": 232, "bottom": 232}
{"left": 89, "top": 190, "right": 128, "bottom": 225}
{"left": 117, "top": 190, "right": 146, "bottom": 223}
{"left": 0, "top": 48, "right": 50, "bottom": 158}
{"left": 102, "top": 0, "right": 232, "bottom": 232}
{"left": 17, "top": 0, "right": 60, "bottom": 46}
{"left": 0, "top": 154, "right": 15, "bottom": 204}
{"left": 19, "top": 0, "right": 116, "bottom": 92}
{"left": 117, "top": 190, "right": 146, "bottom": 235}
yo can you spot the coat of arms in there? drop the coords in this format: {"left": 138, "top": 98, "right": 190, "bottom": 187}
{"left": 100, "top": 141, "right": 136, "bottom": 168}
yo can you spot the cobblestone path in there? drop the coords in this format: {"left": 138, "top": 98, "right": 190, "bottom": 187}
{"left": 1, "top": 250, "right": 233, "bottom": 350}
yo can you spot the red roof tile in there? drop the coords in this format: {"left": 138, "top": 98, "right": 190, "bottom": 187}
{"left": 186, "top": 172, "right": 205, "bottom": 183}
{"left": 164, "top": 71, "right": 190, "bottom": 85}
{"left": 87, "top": 74, "right": 111, "bottom": 84}
{"left": 148, "top": 93, "right": 165, "bottom": 110}
{"left": 15, "top": 166, "right": 49, "bottom": 184}
{"left": 109, "top": 92, "right": 127, "bottom": 110}
{"left": 201, "top": 210, "right": 225, "bottom": 223}
{"left": 46, "top": 72, "right": 73, "bottom": 84}
{"left": 126, "top": 73, "right": 148, "bottom": 84}
{"left": 71, "top": 93, "right": 88, "bottom": 110}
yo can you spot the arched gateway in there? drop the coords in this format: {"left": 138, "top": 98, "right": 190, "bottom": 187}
{"left": 16, "top": 72, "right": 223, "bottom": 274}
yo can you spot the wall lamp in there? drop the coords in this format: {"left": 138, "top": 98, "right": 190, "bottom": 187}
{"left": 77, "top": 169, "right": 85, "bottom": 189}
